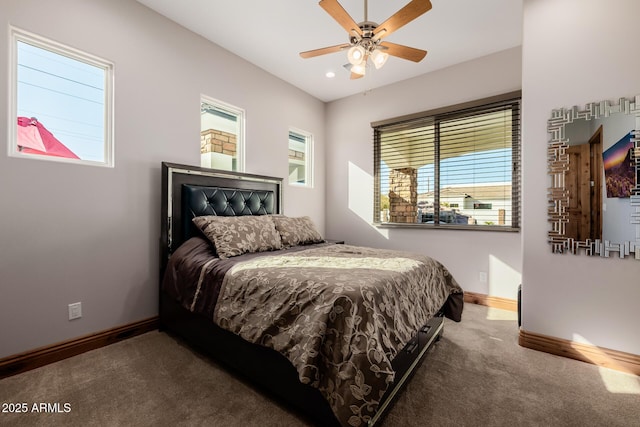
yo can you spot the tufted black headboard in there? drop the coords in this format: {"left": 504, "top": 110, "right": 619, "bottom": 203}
{"left": 160, "top": 162, "right": 282, "bottom": 279}
{"left": 181, "top": 184, "right": 277, "bottom": 241}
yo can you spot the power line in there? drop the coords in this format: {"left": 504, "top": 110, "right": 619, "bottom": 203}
{"left": 19, "top": 108, "right": 102, "bottom": 129}
{"left": 18, "top": 41, "right": 103, "bottom": 78}
{"left": 18, "top": 80, "right": 103, "bottom": 105}
{"left": 53, "top": 128, "right": 102, "bottom": 142}
{"left": 18, "top": 64, "right": 103, "bottom": 91}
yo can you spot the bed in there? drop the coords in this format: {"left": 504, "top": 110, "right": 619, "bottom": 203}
{"left": 159, "top": 162, "right": 463, "bottom": 426}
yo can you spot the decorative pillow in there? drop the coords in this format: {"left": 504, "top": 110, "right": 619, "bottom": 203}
{"left": 271, "top": 215, "right": 324, "bottom": 247}
{"left": 192, "top": 215, "right": 282, "bottom": 259}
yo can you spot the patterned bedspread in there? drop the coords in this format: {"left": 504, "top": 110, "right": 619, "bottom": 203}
{"left": 205, "top": 243, "right": 463, "bottom": 426}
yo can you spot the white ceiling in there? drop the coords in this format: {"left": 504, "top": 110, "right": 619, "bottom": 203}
{"left": 135, "top": 0, "right": 523, "bottom": 102}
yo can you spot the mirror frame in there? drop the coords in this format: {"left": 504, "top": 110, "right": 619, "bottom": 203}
{"left": 548, "top": 96, "right": 640, "bottom": 259}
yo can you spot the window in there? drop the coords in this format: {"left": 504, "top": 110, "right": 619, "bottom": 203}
{"left": 200, "top": 96, "right": 245, "bottom": 172}
{"left": 474, "top": 203, "right": 492, "bottom": 210}
{"left": 9, "top": 27, "right": 114, "bottom": 166}
{"left": 373, "top": 92, "right": 521, "bottom": 229}
{"left": 288, "top": 128, "right": 313, "bottom": 187}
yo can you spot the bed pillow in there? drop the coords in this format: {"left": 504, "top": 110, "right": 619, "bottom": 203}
{"left": 271, "top": 215, "right": 324, "bottom": 247}
{"left": 192, "top": 215, "right": 282, "bottom": 259}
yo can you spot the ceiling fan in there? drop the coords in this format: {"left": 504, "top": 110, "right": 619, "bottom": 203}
{"left": 300, "top": 0, "right": 432, "bottom": 79}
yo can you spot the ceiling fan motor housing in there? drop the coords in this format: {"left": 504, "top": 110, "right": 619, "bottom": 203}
{"left": 350, "top": 21, "right": 380, "bottom": 52}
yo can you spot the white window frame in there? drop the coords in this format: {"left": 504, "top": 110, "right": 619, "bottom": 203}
{"left": 200, "top": 95, "right": 245, "bottom": 173}
{"left": 288, "top": 127, "right": 314, "bottom": 188}
{"left": 8, "top": 26, "right": 114, "bottom": 167}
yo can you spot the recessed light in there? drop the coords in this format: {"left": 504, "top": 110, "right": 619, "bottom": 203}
{"left": 325, "top": 71, "right": 336, "bottom": 78}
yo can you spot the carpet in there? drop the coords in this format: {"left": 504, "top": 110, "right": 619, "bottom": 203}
{"left": 1, "top": 304, "right": 638, "bottom": 426}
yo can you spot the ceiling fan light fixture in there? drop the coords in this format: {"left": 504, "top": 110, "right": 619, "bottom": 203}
{"left": 351, "top": 61, "right": 366, "bottom": 76}
{"left": 301, "top": 0, "right": 431, "bottom": 79}
{"left": 347, "top": 45, "right": 366, "bottom": 65}
{"left": 371, "top": 49, "right": 389, "bottom": 69}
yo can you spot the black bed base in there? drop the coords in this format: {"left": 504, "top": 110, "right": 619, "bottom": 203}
{"left": 160, "top": 292, "right": 444, "bottom": 427}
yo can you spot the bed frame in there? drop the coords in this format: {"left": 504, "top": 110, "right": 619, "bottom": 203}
{"left": 159, "top": 162, "right": 455, "bottom": 426}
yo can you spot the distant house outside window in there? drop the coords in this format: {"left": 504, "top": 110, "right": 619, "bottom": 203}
{"left": 200, "top": 96, "right": 245, "bottom": 172}
{"left": 288, "top": 129, "right": 313, "bottom": 187}
{"left": 8, "top": 27, "right": 114, "bottom": 166}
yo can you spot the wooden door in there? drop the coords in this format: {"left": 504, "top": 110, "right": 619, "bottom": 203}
{"left": 566, "top": 144, "right": 591, "bottom": 241}
{"left": 588, "top": 126, "right": 603, "bottom": 240}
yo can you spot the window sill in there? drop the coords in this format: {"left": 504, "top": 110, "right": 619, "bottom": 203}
{"left": 373, "top": 222, "right": 520, "bottom": 232}
{"left": 288, "top": 182, "right": 314, "bottom": 189}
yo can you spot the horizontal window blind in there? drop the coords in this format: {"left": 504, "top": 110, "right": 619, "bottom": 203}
{"left": 373, "top": 94, "right": 521, "bottom": 229}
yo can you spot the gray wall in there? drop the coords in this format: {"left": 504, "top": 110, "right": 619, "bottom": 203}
{"left": 521, "top": 0, "right": 640, "bottom": 355}
{"left": 325, "top": 47, "right": 523, "bottom": 301}
{"left": 0, "top": 0, "right": 326, "bottom": 358}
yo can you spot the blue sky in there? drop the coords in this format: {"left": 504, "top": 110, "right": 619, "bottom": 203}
{"left": 17, "top": 40, "right": 105, "bottom": 162}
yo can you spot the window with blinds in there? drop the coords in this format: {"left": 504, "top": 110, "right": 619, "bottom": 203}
{"left": 373, "top": 92, "right": 521, "bottom": 230}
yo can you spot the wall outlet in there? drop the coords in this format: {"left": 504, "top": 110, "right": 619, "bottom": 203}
{"left": 479, "top": 272, "right": 488, "bottom": 283}
{"left": 68, "top": 302, "right": 82, "bottom": 320}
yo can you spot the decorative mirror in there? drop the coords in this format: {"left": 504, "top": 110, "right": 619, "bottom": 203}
{"left": 548, "top": 96, "right": 639, "bottom": 259}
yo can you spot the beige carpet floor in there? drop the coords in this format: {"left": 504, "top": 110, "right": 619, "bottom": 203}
{"left": 1, "top": 304, "right": 639, "bottom": 426}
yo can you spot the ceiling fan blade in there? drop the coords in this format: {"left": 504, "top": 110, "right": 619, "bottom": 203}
{"left": 379, "top": 41, "right": 427, "bottom": 62}
{"left": 319, "top": 0, "right": 363, "bottom": 36}
{"left": 300, "top": 43, "right": 351, "bottom": 59}
{"left": 372, "top": 0, "right": 432, "bottom": 40}
{"left": 350, "top": 72, "right": 364, "bottom": 80}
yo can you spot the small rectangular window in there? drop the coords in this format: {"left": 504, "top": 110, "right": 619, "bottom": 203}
{"left": 201, "top": 96, "right": 245, "bottom": 172}
{"left": 288, "top": 129, "right": 313, "bottom": 187}
{"left": 474, "top": 203, "right": 493, "bottom": 210}
{"left": 9, "top": 27, "right": 114, "bottom": 167}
